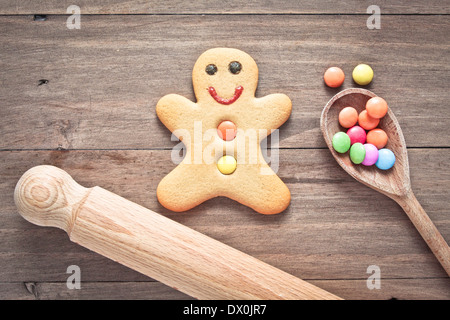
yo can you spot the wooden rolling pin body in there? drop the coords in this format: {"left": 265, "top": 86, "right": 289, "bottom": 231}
{"left": 14, "top": 165, "right": 340, "bottom": 300}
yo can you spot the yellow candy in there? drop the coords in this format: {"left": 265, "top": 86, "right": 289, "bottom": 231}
{"left": 217, "top": 155, "right": 237, "bottom": 175}
{"left": 352, "top": 64, "right": 374, "bottom": 86}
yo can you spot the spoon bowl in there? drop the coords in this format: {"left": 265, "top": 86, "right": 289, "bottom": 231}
{"left": 321, "top": 88, "right": 409, "bottom": 198}
{"left": 320, "top": 88, "right": 450, "bottom": 276}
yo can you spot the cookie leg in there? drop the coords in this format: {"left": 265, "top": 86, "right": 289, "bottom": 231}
{"left": 222, "top": 164, "right": 291, "bottom": 215}
{"left": 157, "top": 163, "right": 216, "bottom": 212}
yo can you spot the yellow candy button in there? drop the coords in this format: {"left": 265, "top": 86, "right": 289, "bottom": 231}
{"left": 217, "top": 155, "right": 237, "bottom": 175}
{"left": 352, "top": 64, "right": 374, "bottom": 86}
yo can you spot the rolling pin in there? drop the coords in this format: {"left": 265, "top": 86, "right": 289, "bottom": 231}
{"left": 14, "top": 165, "right": 341, "bottom": 300}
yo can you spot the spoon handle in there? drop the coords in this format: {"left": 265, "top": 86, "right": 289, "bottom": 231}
{"left": 395, "top": 191, "right": 450, "bottom": 276}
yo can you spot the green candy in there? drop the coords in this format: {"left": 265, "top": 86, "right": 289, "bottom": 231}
{"left": 350, "top": 143, "right": 366, "bottom": 164}
{"left": 332, "top": 132, "right": 351, "bottom": 153}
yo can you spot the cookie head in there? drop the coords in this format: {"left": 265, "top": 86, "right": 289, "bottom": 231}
{"left": 192, "top": 48, "right": 258, "bottom": 105}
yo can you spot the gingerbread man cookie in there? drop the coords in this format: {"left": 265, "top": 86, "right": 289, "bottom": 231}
{"left": 156, "top": 48, "right": 292, "bottom": 214}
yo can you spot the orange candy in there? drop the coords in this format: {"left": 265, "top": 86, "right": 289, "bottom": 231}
{"left": 217, "top": 120, "right": 237, "bottom": 141}
{"left": 338, "top": 107, "right": 358, "bottom": 128}
{"left": 366, "top": 97, "right": 388, "bottom": 119}
{"left": 324, "top": 67, "right": 345, "bottom": 88}
{"left": 367, "top": 128, "right": 388, "bottom": 149}
{"left": 358, "top": 109, "right": 380, "bottom": 130}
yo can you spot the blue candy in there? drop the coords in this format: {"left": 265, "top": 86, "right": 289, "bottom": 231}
{"left": 375, "top": 148, "right": 395, "bottom": 170}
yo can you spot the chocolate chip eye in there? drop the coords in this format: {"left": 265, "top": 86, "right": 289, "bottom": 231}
{"left": 229, "top": 61, "right": 242, "bottom": 74}
{"left": 205, "top": 64, "right": 217, "bottom": 75}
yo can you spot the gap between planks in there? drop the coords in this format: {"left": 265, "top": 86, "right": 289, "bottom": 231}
{"left": 1, "top": 147, "right": 449, "bottom": 152}
{"left": 1, "top": 13, "right": 450, "bottom": 16}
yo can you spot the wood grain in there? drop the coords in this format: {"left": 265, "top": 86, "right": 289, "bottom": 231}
{"left": 1, "top": 149, "right": 449, "bottom": 299}
{"left": 2, "top": 279, "right": 450, "bottom": 300}
{"left": 0, "top": 15, "right": 449, "bottom": 150}
{"left": 0, "top": 0, "right": 448, "bottom": 15}
{"left": 2, "top": 281, "right": 191, "bottom": 300}
{"left": 1, "top": 6, "right": 449, "bottom": 300}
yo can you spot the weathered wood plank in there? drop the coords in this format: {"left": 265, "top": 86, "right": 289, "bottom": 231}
{"left": 1, "top": 278, "right": 449, "bottom": 300}
{"left": 1, "top": 148, "right": 449, "bottom": 296}
{"left": 0, "top": 0, "right": 448, "bottom": 15}
{"left": 313, "top": 278, "right": 450, "bottom": 300}
{"left": 0, "top": 281, "right": 192, "bottom": 300}
{"left": 0, "top": 15, "right": 449, "bottom": 150}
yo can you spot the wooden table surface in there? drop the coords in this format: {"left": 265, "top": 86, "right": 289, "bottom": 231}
{"left": 1, "top": 1, "right": 449, "bottom": 300}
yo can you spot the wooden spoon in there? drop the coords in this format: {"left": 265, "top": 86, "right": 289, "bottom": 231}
{"left": 320, "top": 88, "right": 450, "bottom": 276}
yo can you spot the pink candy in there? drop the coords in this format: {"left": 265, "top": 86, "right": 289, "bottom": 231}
{"left": 362, "top": 143, "right": 379, "bottom": 166}
{"left": 346, "top": 126, "right": 366, "bottom": 145}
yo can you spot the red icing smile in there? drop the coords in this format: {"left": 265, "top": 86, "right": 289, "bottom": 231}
{"left": 208, "top": 86, "right": 243, "bottom": 105}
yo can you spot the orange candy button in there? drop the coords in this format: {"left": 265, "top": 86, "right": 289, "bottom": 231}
{"left": 367, "top": 128, "right": 388, "bottom": 149}
{"left": 338, "top": 106, "right": 358, "bottom": 128}
{"left": 358, "top": 109, "right": 380, "bottom": 130}
{"left": 217, "top": 120, "right": 237, "bottom": 141}
{"left": 366, "top": 97, "right": 388, "bottom": 119}
{"left": 324, "top": 67, "right": 345, "bottom": 88}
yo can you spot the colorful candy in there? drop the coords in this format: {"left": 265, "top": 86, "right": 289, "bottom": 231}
{"left": 347, "top": 126, "right": 366, "bottom": 145}
{"left": 349, "top": 143, "right": 366, "bottom": 164}
{"left": 352, "top": 64, "right": 374, "bottom": 86}
{"left": 324, "top": 67, "right": 345, "bottom": 88}
{"left": 217, "top": 155, "right": 237, "bottom": 175}
{"left": 332, "top": 132, "right": 351, "bottom": 153}
{"left": 361, "top": 143, "right": 379, "bottom": 166}
{"left": 217, "top": 120, "right": 237, "bottom": 141}
{"left": 339, "top": 107, "right": 358, "bottom": 128}
{"left": 322, "top": 63, "right": 396, "bottom": 170}
{"left": 366, "top": 128, "right": 388, "bottom": 149}
{"left": 358, "top": 109, "right": 379, "bottom": 130}
{"left": 375, "top": 149, "right": 396, "bottom": 170}
{"left": 330, "top": 91, "right": 395, "bottom": 170}
{"left": 366, "top": 97, "right": 388, "bottom": 119}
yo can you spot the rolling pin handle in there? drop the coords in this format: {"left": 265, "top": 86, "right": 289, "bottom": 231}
{"left": 14, "top": 165, "right": 90, "bottom": 233}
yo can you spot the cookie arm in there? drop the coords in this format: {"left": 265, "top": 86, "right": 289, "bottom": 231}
{"left": 253, "top": 93, "right": 292, "bottom": 132}
{"left": 156, "top": 94, "right": 198, "bottom": 134}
